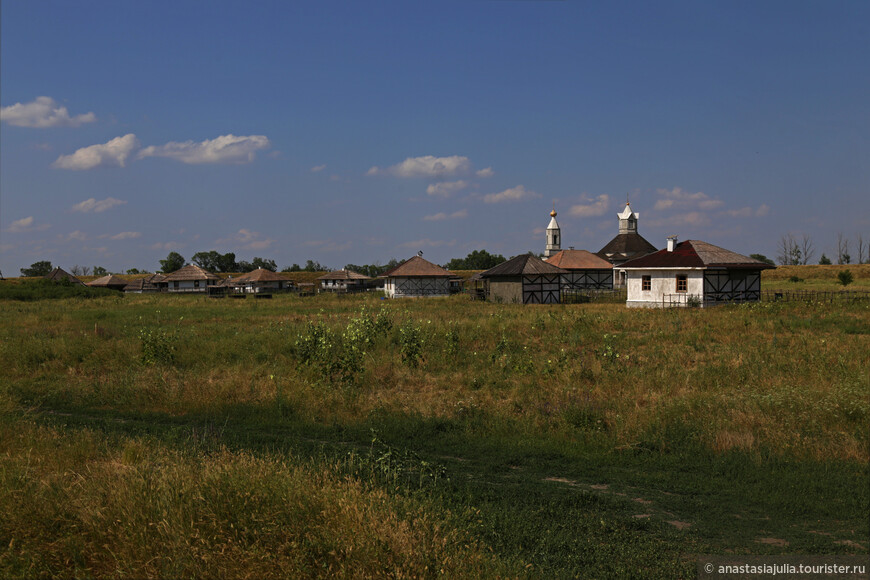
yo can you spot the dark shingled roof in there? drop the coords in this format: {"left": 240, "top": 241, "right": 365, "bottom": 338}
{"left": 480, "top": 254, "right": 568, "bottom": 278}
{"left": 45, "top": 267, "right": 85, "bottom": 285}
{"left": 620, "top": 240, "right": 776, "bottom": 270}
{"left": 317, "top": 269, "right": 371, "bottom": 281}
{"left": 382, "top": 256, "right": 452, "bottom": 278}
{"left": 597, "top": 233, "right": 658, "bottom": 263}
{"left": 546, "top": 249, "right": 613, "bottom": 270}
{"left": 123, "top": 274, "right": 166, "bottom": 292}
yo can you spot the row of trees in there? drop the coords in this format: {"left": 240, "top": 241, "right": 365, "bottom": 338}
{"left": 777, "top": 233, "right": 867, "bottom": 266}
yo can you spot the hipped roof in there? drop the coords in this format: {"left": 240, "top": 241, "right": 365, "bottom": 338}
{"left": 234, "top": 268, "right": 293, "bottom": 283}
{"left": 597, "top": 233, "right": 658, "bottom": 262}
{"left": 620, "top": 240, "right": 776, "bottom": 269}
{"left": 45, "top": 267, "right": 85, "bottom": 285}
{"left": 480, "top": 253, "right": 568, "bottom": 278}
{"left": 123, "top": 274, "right": 165, "bottom": 292}
{"left": 382, "top": 256, "right": 451, "bottom": 278}
{"left": 87, "top": 274, "right": 128, "bottom": 288}
{"left": 162, "top": 264, "right": 220, "bottom": 281}
{"left": 546, "top": 249, "right": 613, "bottom": 270}
{"left": 317, "top": 269, "right": 371, "bottom": 281}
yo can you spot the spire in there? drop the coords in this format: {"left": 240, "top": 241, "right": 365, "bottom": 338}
{"left": 617, "top": 201, "right": 638, "bottom": 234}
{"left": 545, "top": 205, "right": 561, "bottom": 258}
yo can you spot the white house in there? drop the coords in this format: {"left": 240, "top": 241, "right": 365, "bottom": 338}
{"left": 233, "top": 268, "right": 294, "bottom": 293}
{"left": 620, "top": 237, "right": 774, "bottom": 308}
{"left": 162, "top": 264, "right": 220, "bottom": 293}
{"left": 317, "top": 269, "right": 371, "bottom": 292}
{"left": 382, "top": 255, "right": 452, "bottom": 298}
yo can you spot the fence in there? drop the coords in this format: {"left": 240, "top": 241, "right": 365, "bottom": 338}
{"left": 762, "top": 289, "right": 870, "bottom": 303}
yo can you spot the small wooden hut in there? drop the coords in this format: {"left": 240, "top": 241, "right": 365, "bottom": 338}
{"left": 44, "top": 267, "right": 85, "bottom": 286}
{"left": 382, "top": 256, "right": 452, "bottom": 298}
{"left": 479, "top": 254, "right": 567, "bottom": 304}
{"left": 123, "top": 274, "right": 166, "bottom": 293}
{"left": 546, "top": 249, "right": 614, "bottom": 290}
{"left": 162, "top": 264, "right": 220, "bottom": 293}
{"left": 317, "top": 269, "right": 371, "bottom": 293}
{"left": 87, "top": 274, "right": 128, "bottom": 291}
{"left": 233, "top": 268, "right": 294, "bottom": 293}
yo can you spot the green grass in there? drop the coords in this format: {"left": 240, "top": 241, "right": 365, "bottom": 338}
{"left": 1, "top": 270, "right": 868, "bottom": 577}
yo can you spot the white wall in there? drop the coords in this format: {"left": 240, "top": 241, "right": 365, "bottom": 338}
{"left": 625, "top": 269, "right": 704, "bottom": 307}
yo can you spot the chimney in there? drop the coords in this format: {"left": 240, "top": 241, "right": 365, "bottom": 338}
{"left": 667, "top": 235, "right": 678, "bottom": 252}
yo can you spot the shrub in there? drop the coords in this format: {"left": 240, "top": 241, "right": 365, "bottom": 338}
{"left": 837, "top": 270, "right": 854, "bottom": 287}
{"left": 398, "top": 319, "right": 424, "bottom": 367}
{"left": 139, "top": 328, "right": 177, "bottom": 365}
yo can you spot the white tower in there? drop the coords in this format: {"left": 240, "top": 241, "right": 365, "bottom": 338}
{"left": 545, "top": 207, "right": 561, "bottom": 258}
{"left": 617, "top": 202, "right": 639, "bottom": 234}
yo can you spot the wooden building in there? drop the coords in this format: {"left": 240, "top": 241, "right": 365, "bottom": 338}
{"left": 123, "top": 274, "right": 166, "bottom": 293}
{"left": 233, "top": 268, "right": 294, "bottom": 293}
{"left": 545, "top": 249, "right": 613, "bottom": 290}
{"left": 597, "top": 202, "right": 658, "bottom": 287}
{"left": 87, "top": 274, "right": 128, "bottom": 291}
{"left": 620, "top": 237, "right": 775, "bottom": 308}
{"left": 317, "top": 269, "right": 371, "bottom": 292}
{"left": 479, "top": 253, "right": 567, "bottom": 304}
{"left": 162, "top": 264, "right": 220, "bottom": 293}
{"left": 44, "top": 267, "right": 85, "bottom": 286}
{"left": 382, "top": 255, "right": 452, "bottom": 298}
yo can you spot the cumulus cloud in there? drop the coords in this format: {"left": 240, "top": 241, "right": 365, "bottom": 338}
{"left": 654, "top": 187, "right": 723, "bottom": 211}
{"left": 1, "top": 96, "right": 96, "bottom": 128}
{"left": 138, "top": 134, "right": 271, "bottom": 164}
{"left": 71, "top": 197, "right": 127, "bottom": 213}
{"left": 647, "top": 211, "right": 712, "bottom": 229}
{"left": 426, "top": 180, "right": 469, "bottom": 197}
{"left": 215, "top": 228, "right": 275, "bottom": 250}
{"left": 109, "top": 231, "right": 141, "bottom": 240}
{"left": 8, "top": 216, "right": 50, "bottom": 233}
{"left": 476, "top": 167, "right": 494, "bottom": 178}
{"left": 723, "top": 204, "right": 770, "bottom": 218}
{"left": 569, "top": 194, "right": 610, "bottom": 217}
{"left": 63, "top": 230, "right": 88, "bottom": 242}
{"left": 311, "top": 164, "right": 327, "bottom": 172}
{"left": 53, "top": 134, "right": 139, "bottom": 170}
{"left": 367, "top": 155, "right": 471, "bottom": 178}
{"left": 483, "top": 185, "right": 540, "bottom": 204}
{"left": 423, "top": 209, "right": 468, "bottom": 222}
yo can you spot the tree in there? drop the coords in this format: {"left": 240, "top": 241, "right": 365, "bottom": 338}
{"left": 836, "top": 233, "right": 849, "bottom": 265}
{"left": 857, "top": 234, "right": 866, "bottom": 264}
{"left": 282, "top": 264, "right": 302, "bottom": 272}
{"left": 750, "top": 254, "right": 776, "bottom": 266}
{"left": 159, "top": 252, "right": 185, "bottom": 273}
{"left": 819, "top": 254, "right": 832, "bottom": 265}
{"left": 251, "top": 257, "right": 277, "bottom": 271}
{"left": 776, "top": 234, "right": 801, "bottom": 266}
{"left": 837, "top": 270, "right": 854, "bottom": 287}
{"left": 799, "top": 234, "right": 815, "bottom": 265}
{"left": 303, "top": 260, "right": 324, "bottom": 272}
{"left": 192, "top": 250, "right": 238, "bottom": 273}
{"left": 127, "top": 268, "right": 141, "bottom": 275}
{"left": 93, "top": 266, "right": 108, "bottom": 276}
{"left": 20, "top": 261, "right": 53, "bottom": 277}
{"left": 343, "top": 259, "right": 402, "bottom": 277}
{"left": 70, "top": 265, "right": 91, "bottom": 276}
{"left": 445, "top": 249, "right": 506, "bottom": 270}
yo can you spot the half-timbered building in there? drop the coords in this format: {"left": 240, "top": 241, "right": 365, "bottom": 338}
{"left": 317, "top": 269, "right": 371, "bottom": 293}
{"left": 545, "top": 249, "right": 614, "bottom": 290}
{"left": 233, "top": 268, "right": 294, "bottom": 293}
{"left": 162, "top": 264, "right": 220, "bottom": 293}
{"left": 479, "top": 253, "right": 567, "bottom": 304}
{"left": 620, "top": 237, "right": 774, "bottom": 307}
{"left": 382, "top": 256, "right": 453, "bottom": 298}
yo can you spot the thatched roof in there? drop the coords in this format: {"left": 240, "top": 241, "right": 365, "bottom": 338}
{"left": 480, "top": 254, "right": 568, "bottom": 278}
{"left": 620, "top": 240, "right": 776, "bottom": 270}
{"left": 87, "top": 274, "right": 128, "bottom": 289}
{"left": 45, "top": 267, "right": 85, "bottom": 285}
{"left": 317, "top": 269, "right": 371, "bottom": 281}
{"left": 597, "top": 233, "right": 658, "bottom": 263}
{"left": 162, "top": 264, "right": 220, "bottom": 282}
{"left": 382, "top": 256, "right": 451, "bottom": 278}
{"left": 546, "top": 249, "right": 612, "bottom": 270}
{"left": 123, "top": 274, "right": 165, "bottom": 292}
{"left": 234, "top": 268, "right": 293, "bottom": 283}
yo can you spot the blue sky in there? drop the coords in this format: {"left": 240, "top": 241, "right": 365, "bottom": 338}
{"left": 2, "top": 0, "right": 868, "bottom": 274}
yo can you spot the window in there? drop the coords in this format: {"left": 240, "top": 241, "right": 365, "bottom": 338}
{"left": 173, "top": 281, "right": 179, "bottom": 289}
{"left": 642, "top": 275, "right": 651, "bottom": 291}
{"left": 676, "top": 275, "right": 688, "bottom": 293}
{"left": 194, "top": 280, "right": 200, "bottom": 288}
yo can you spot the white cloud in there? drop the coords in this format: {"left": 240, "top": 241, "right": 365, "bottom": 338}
{"left": 423, "top": 209, "right": 468, "bottom": 222}
{"left": 426, "top": 180, "right": 469, "bottom": 197}
{"left": 138, "top": 134, "right": 271, "bottom": 165}
{"left": 1, "top": 96, "right": 96, "bottom": 128}
{"left": 569, "top": 194, "right": 610, "bottom": 217}
{"left": 109, "top": 231, "right": 141, "bottom": 240}
{"left": 64, "top": 230, "right": 88, "bottom": 242}
{"left": 367, "top": 155, "right": 471, "bottom": 178}
{"left": 53, "top": 134, "right": 138, "bottom": 170}
{"left": 311, "top": 164, "right": 327, "bottom": 172}
{"left": 398, "top": 238, "right": 457, "bottom": 249}
{"left": 755, "top": 204, "right": 770, "bottom": 217}
{"left": 723, "top": 204, "right": 770, "bottom": 218}
{"left": 476, "top": 167, "right": 494, "bottom": 178}
{"left": 654, "top": 187, "right": 723, "bottom": 211}
{"left": 483, "top": 185, "right": 540, "bottom": 204}
{"left": 216, "top": 228, "right": 275, "bottom": 250}
{"left": 71, "top": 197, "right": 127, "bottom": 213}
{"left": 8, "top": 216, "right": 50, "bottom": 233}
{"left": 150, "top": 242, "right": 182, "bottom": 251}
{"left": 647, "top": 211, "right": 712, "bottom": 229}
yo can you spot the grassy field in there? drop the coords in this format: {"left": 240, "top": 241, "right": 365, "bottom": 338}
{"left": 1, "top": 268, "right": 868, "bottom": 577}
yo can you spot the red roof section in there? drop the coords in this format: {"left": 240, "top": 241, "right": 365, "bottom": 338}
{"left": 620, "top": 240, "right": 775, "bottom": 269}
